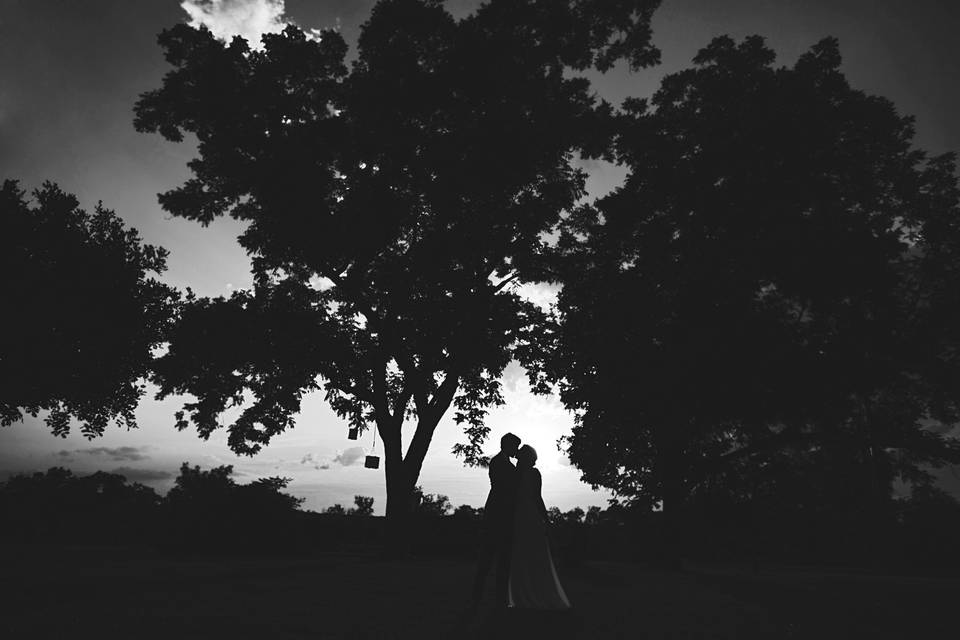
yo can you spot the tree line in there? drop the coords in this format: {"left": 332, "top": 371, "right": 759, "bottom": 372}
{"left": 0, "top": 464, "right": 299, "bottom": 551}
{"left": 3, "top": 465, "right": 958, "bottom": 570}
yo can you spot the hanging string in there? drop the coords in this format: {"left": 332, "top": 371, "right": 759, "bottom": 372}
{"left": 371, "top": 423, "right": 377, "bottom": 453}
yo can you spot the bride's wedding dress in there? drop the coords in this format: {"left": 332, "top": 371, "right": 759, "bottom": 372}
{"left": 508, "top": 467, "right": 571, "bottom": 609}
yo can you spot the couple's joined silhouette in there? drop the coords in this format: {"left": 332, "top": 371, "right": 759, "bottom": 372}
{"left": 471, "top": 433, "right": 571, "bottom": 610}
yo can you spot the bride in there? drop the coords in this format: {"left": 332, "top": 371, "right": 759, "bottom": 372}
{"left": 508, "top": 445, "right": 572, "bottom": 610}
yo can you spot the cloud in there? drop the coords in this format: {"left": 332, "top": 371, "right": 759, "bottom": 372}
{"left": 300, "top": 453, "right": 331, "bottom": 470}
{"left": 180, "top": 0, "right": 323, "bottom": 50}
{"left": 514, "top": 282, "right": 559, "bottom": 312}
{"left": 332, "top": 446, "right": 365, "bottom": 467}
{"left": 111, "top": 467, "right": 175, "bottom": 483}
{"left": 77, "top": 446, "right": 150, "bottom": 462}
{"left": 55, "top": 450, "right": 75, "bottom": 461}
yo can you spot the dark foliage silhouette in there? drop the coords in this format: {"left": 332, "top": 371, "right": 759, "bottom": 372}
{"left": 0, "top": 466, "right": 160, "bottom": 543}
{"left": 412, "top": 485, "right": 453, "bottom": 517}
{"left": 533, "top": 36, "right": 960, "bottom": 563}
{"left": 2, "top": 465, "right": 957, "bottom": 571}
{"left": 0, "top": 181, "right": 177, "bottom": 437}
{"left": 350, "top": 495, "right": 375, "bottom": 516}
{"left": 453, "top": 503, "right": 484, "bottom": 520}
{"left": 133, "top": 0, "right": 662, "bottom": 549}
{"left": 0, "top": 464, "right": 305, "bottom": 552}
{"left": 162, "top": 462, "right": 303, "bottom": 552}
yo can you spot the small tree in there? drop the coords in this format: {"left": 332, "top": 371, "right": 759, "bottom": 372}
{"left": 163, "top": 463, "right": 303, "bottom": 551}
{"left": 452, "top": 504, "right": 482, "bottom": 520}
{"left": 237, "top": 475, "right": 306, "bottom": 513}
{"left": 562, "top": 507, "right": 585, "bottom": 524}
{"left": 546, "top": 506, "right": 563, "bottom": 526}
{"left": 165, "top": 463, "right": 236, "bottom": 508}
{"left": 0, "top": 467, "right": 161, "bottom": 543}
{"left": 584, "top": 506, "right": 603, "bottom": 526}
{"left": 134, "top": 0, "right": 662, "bottom": 549}
{"left": 0, "top": 181, "right": 177, "bottom": 437}
{"left": 411, "top": 485, "right": 452, "bottom": 517}
{"left": 349, "top": 495, "right": 375, "bottom": 516}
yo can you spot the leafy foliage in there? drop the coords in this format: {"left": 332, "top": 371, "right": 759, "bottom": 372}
{"left": 452, "top": 503, "right": 483, "bottom": 520}
{"left": 0, "top": 464, "right": 305, "bottom": 551}
{"left": 350, "top": 495, "right": 375, "bottom": 516}
{"left": 0, "top": 181, "right": 177, "bottom": 437}
{"left": 161, "top": 462, "right": 304, "bottom": 552}
{"left": 412, "top": 485, "right": 452, "bottom": 517}
{"left": 165, "top": 462, "right": 304, "bottom": 514}
{"left": 542, "top": 36, "right": 960, "bottom": 515}
{"left": 0, "top": 467, "right": 160, "bottom": 543}
{"left": 3, "top": 467, "right": 957, "bottom": 568}
{"left": 133, "top": 0, "right": 662, "bottom": 523}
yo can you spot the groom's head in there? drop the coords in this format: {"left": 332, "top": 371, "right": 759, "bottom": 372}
{"left": 501, "top": 433, "right": 521, "bottom": 458}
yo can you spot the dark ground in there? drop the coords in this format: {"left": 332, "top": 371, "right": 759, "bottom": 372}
{"left": 0, "top": 545, "right": 957, "bottom": 639}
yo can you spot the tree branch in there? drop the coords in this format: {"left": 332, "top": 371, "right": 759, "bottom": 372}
{"left": 427, "top": 370, "right": 460, "bottom": 423}
{"left": 326, "top": 270, "right": 432, "bottom": 409}
{"left": 330, "top": 379, "right": 374, "bottom": 405}
{"left": 370, "top": 359, "right": 393, "bottom": 426}
{"left": 713, "top": 427, "right": 810, "bottom": 467}
{"left": 491, "top": 271, "right": 520, "bottom": 293}
{"left": 392, "top": 382, "right": 415, "bottom": 424}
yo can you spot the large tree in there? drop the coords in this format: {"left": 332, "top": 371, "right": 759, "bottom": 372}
{"left": 539, "top": 36, "right": 960, "bottom": 556}
{"left": 134, "top": 0, "right": 662, "bottom": 544}
{"left": 0, "top": 181, "right": 177, "bottom": 437}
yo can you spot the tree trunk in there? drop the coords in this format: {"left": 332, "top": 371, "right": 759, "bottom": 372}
{"left": 378, "top": 410, "right": 413, "bottom": 558}
{"left": 384, "top": 460, "right": 414, "bottom": 558}
{"left": 657, "top": 440, "right": 685, "bottom": 570}
{"left": 857, "top": 402, "right": 890, "bottom": 566}
{"left": 658, "top": 488, "right": 684, "bottom": 569}
{"left": 375, "top": 371, "right": 457, "bottom": 557}
{"left": 380, "top": 411, "right": 446, "bottom": 558}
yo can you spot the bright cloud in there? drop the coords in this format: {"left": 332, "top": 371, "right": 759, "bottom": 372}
{"left": 111, "top": 467, "right": 175, "bottom": 483}
{"left": 332, "top": 446, "right": 366, "bottom": 467}
{"left": 300, "top": 452, "right": 331, "bottom": 470}
{"left": 181, "top": 0, "right": 301, "bottom": 49}
{"left": 77, "top": 446, "right": 151, "bottom": 462}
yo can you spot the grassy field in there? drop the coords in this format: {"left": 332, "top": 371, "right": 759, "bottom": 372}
{"left": 1, "top": 544, "right": 958, "bottom": 639}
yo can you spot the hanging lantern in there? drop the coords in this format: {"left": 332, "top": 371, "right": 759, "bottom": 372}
{"left": 364, "top": 425, "right": 379, "bottom": 468}
{"left": 347, "top": 426, "right": 359, "bottom": 440}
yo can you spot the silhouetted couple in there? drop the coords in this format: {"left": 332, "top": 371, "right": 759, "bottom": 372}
{"left": 471, "top": 433, "right": 571, "bottom": 610}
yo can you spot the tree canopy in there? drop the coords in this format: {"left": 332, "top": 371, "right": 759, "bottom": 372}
{"left": 134, "top": 0, "right": 662, "bottom": 527}
{"left": 0, "top": 181, "right": 177, "bottom": 438}
{"left": 540, "top": 36, "right": 960, "bottom": 518}
{"left": 165, "top": 462, "right": 304, "bottom": 514}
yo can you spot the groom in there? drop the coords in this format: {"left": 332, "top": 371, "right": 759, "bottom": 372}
{"left": 471, "top": 432, "right": 521, "bottom": 608}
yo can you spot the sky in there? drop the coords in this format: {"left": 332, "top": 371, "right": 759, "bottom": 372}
{"left": 2, "top": 0, "right": 959, "bottom": 513}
